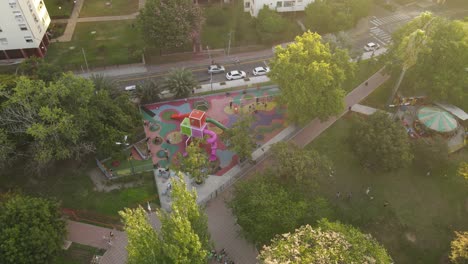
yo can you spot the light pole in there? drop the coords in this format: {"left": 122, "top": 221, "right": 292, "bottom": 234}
{"left": 116, "top": 135, "right": 135, "bottom": 176}
{"left": 206, "top": 45, "right": 212, "bottom": 62}
{"left": 82, "top": 48, "right": 90, "bottom": 72}
{"left": 210, "top": 72, "right": 213, "bottom": 91}
{"left": 227, "top": 31, "right": 234, "bottom": 57}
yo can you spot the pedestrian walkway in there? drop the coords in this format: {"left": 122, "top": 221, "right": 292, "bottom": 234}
{"left": 54, "top": 0, "right": 85, "bottom": 42}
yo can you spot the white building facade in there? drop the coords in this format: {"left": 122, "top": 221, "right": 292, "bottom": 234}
{"left": 0, "top": 0, "right": 51, "bottom": 60}
{"left": 244, "top": 0, "right": 315, "bottom": 17}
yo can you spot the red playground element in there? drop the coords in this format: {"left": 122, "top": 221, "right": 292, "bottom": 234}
{"left": 170, "top": 113, "right": 190, "bottom": 121}
{"left": 189, "top": 109, "right": 206, "bottom": 128}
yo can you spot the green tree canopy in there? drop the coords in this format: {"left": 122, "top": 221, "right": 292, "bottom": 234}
{"left": 388, "top": 13, "right": 468, "bottom": 109}
{"left": 0, "top": 193, "right": 66, "bottom": 264}
{"left": 137, "top": 0, "right": 204, "bottom": 49}
{"left": 222, "top": 112, "right": 256, "bottom": 163}
{"left": 270, "top": 141, "right": 331, "bottom": 187}
{"left": 269, "top": 31, "right": 355, "bottom": 124}
{"left": 173, "top": 139, "right": 210, "bottom": 184}
{"left": 255, "top": 6, "right": 298, "bottom": 44}
{"left": 0, "top": 74, "right": 140, "bottom": 169}
{"left": 228, "top": 174, "right": 330, "bottom": 246}
{"left": 89, "top": 74, "right": 123, "bottom": 99}
{"left": 136, "top": 80, "right": 161, "bottom": 104}
{"left": 450, "top": 231, "right": 468, "bottom": 264}
{"left": 258, "top": 219, "right": 393, "bottom": 263}
{"left": 17, "top": 56, "right": 62, "bottom": 83}
{"left": 164, "top": 68, "right": 197, "bottom": 99}
{"left": 458, "top": 162, "right": 468, "bottom": 181}
{"left": 351, "top": 112, "right": 413, "bottom": 171}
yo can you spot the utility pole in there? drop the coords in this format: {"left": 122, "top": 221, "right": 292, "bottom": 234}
{"left": 81, "top": 48, "right": 89, "bottom": 72}
{"left": 210, "top": 72, "right": 213, "bottom": 91}
{"left": 227, "top": 31, "right": 233, "bottom": 57}
{"left": 206, "top": 45, "right": 212, "bottom": 62}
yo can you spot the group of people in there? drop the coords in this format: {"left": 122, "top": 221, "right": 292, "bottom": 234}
{"left": 208, "top": 248, "right": 234, "bottom": 264}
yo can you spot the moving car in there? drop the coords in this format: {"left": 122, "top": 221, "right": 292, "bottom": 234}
{"left": 226, "top": 70, "right": 246, "bottom": 80}
{"left": 208, "top": 65, "right": 225, "bottom": 74}
{"left": 252, "top": 66, "right": 270, "bottom": 76}
{"left": 364, "top": 42, "right": 380, "bottom": 52}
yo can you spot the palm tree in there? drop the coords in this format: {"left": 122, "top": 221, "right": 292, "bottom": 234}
{"left": 136, "top": 80, "right": 161, "bottom": 104}
{"left": 90, "top": 74, "right": 122, "bottom": 99}
{"left": 164, "top": 68, "right": 197, "bottom": 99}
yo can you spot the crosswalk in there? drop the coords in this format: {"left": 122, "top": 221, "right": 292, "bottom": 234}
{"left": 370, "top": 26, "right": 392, "bottom": 46}
{"left": 370, "top": 14, "right": 412, "bottom": 27}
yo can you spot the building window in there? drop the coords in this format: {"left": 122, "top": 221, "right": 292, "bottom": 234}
{"left": 0, "top": 38, "right": 8, "bottom": 45}
{"left": 276, "top": 1, "right": 283, "bottom": 7}
{"left": 244, "top": 2, "right": 250, "bottom": 8}
{"left": 19, "top": 24, "right": 28, "bottom": 31}
{"left": 0, "top": 27, "right": 2, "bottom": 32}
{"left": 38, "top": 1, "right": 44, "bottom": 10}
{"left": 284, "top": 0, "right": 295, "bottom": 7}
{"left": 25, "top": 37, "right": 33, "bottom": 43}
{"left": 9, "top": 0, "right": 17, "bottom": 8}
{"left": 15, "top": 14, "right": 24, "bottom": 22}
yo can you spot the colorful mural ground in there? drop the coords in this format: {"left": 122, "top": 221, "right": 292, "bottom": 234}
{"left": 141, "top": 87, "right": 287, "bottom": 176}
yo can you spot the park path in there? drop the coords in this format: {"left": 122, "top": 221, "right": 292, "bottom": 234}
{"left": 66, "top": 69, "right": 389, "bottom": 263}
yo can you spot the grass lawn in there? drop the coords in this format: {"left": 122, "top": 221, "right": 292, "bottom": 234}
{"left": 55, "top": 243, "right": 105, "bottom": 264}
{"left": 307, "top": 116, "right": 468, "bottom": 263}
{"left": 45, "top": 20, "right": 143, "bottom": 70}
{"left": 343, "top": 58, "right": 386, "bottom": 92}
{"left": 362, "top": 77, "right": 394, "bottom": 109}
{"left": 0, "top": 160, "right": 158, "bottom": 218}
{"left": 45, "top": 0, "right": 74, "bottom": 18}
{"left": 79, "top": 0, "right": 139, "bottom": 17}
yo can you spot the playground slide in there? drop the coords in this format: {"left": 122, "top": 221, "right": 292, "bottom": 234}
{"left": 170, "top": 113, "right": 190, "bottom": 121}
{"left": 203, "top": 129, "right": 218, "bottom": 161}
{"left": 206, "top": 118, "right": 227, "bottom": 130}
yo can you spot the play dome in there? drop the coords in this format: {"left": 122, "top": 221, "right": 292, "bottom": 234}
{"left": 417, "top": 106, "right": 458, "bottom": 133}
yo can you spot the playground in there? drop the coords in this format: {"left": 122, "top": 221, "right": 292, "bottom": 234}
{"left": 139, "top": 87, "right": 286, "bottom": 176}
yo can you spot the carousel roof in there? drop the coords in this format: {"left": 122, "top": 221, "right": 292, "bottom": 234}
{"left": 417, "top": 106, "right": 458, "bottom": 133}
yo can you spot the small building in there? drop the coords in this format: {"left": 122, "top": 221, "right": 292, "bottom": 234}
{"left": 244, "top": 0, "right": 315, "bottom": 17}
{"left": 0, "top": 0, "right": 51, "bottom": 60}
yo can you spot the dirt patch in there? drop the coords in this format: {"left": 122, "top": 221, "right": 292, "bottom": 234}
{"left": 405, "top": 232, "right": 417, "bottom": 243}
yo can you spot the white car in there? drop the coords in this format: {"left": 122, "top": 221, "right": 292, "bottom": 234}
{"left": 226, "top": 70, "right": 246, "bottom": 80}
{"left": 125, "top": 85, "right": 136, "bottom": 91}
{"left": 252, "top": 66, "right": 270, "bottom": 76}
{"left": 208, "top": 65, "right": 225, "bottom": 74}
{"left": 364, "top": 42, "right": 380, "bottom": 52}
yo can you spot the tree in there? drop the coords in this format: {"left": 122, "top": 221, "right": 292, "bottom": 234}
{"left": 387, "top": 13, "right": 468, "bottom": 109}
{"left": 137, "top": 0, "right": 204, "bottom": 50}
{"left": 89, "top": 74, "right": 122, "bottom": 99}
{"left": 17, "top": 57, "right": 62, "bottom": 83}
{"left": 0, "top": 129, "right": 15, "bottom": 169}
{"left": 411, "top": 136, "right": 449, "bottom": 171}
{"left": 119, "top": 176, "right": 210, "bottom": 264}
{"left": 270, "top": 142, "right": 331, "bottom": 187}
{"left": 223, "top": 113, "right": 256, "bottom": 163}
{"left": 256, "top": 6, "right": 297, "bottom": 44}
{"left": 258, "top": 219, "right": 393, "bottom": 263}
{"left": 351, "top": 112, "right": 413, "bottom": 171}
{"left": 136, "top": 80, "right": 161, "bottom": 104}
{"left": 228, "top": 174, "right": 312, "bottom": 246}
{"left": 0, "top": 193, "right": 66, "bottom": 264}
{"left": 458, "top": 162, "right": 468, "bottom": 181}
{"left": 164, "top": 68, "right": 197, "bottom": 99}
{"left": 450, "top": 231, "right": 468, "bottom": 264}
{"left": 269, "top": 31, "right": 355, "bottom": 125}
{"left": 174, "top": 139, "right": 210, "bottom": 184}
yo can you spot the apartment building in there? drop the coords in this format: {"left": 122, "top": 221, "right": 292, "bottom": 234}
{"left": 244, "top": 0, "right": 315, "bottom": 17}
{"left": 0, "top": 0, "right": 51, "bottom": 60}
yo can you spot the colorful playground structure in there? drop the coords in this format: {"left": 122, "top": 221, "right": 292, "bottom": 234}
{"left": 171, "top": 109, "right": 227, "bottom": 161}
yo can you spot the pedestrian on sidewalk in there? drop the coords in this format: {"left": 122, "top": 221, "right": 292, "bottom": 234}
{"left": 110, "top": 231, "right": 114, "bottom": 240}
{"left": 164, "top": 148, "right": 169, "bottom": 159}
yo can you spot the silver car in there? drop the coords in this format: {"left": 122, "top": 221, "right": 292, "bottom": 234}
{"left": 226, "top": 70, "right": 246, "bottom": 80}
{"left": 252, "top": 66, "right": 270, "bottom": 76}
{"left": 208, "top": 65, "right": 225, "bottom": 74}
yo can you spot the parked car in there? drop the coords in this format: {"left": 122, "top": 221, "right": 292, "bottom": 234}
{"left": 124, "top": 85, "right": 136, "bottom": 91}
{"left": 364, "top": 42, "right": 380, "bottom": 52}
{"left": 208, "top": 65, "right": 225, "bottom": 74}
{"left": 226, "top": 70, "right": 246, "bottom": 80}
{"left": 252, "top": 66, "right": 270, "bottom": 76}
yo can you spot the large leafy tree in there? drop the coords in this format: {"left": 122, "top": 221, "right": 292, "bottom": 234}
{"left": 351, "top": 112, "right": 413, "bottom": 171}
{"left": 228, "top": 174, "right": 326, "bottom": 246}
{"left": 259, "top": 219, "right": 392, "bottom": 263}
{"left": 270, "top": 142, "right": 331, "bottom": 187}
{"left": 17, "top": 56, "right": 62, "bottom": 83}
{"left": 223, "top": 113, "right": 256, "bottom": 163}
{"left": 0, "top": 193, "right": 66, "bottom": 264}
{"left": 164, "top": 68, "right": 197, "bottom": 99}
{"left": 305, "top": 0, "right": 372, "bottom": 34}
{"left": 136, "top": 80, "right": 161, "bottom": 104}
{"left": 174, "top": 139, "right": 210, "bottom": 184}
{"left": 89, "top": 74, "right": 123, "bottom": 99}
{"left": 458, "top": 162, "right": 468, "bottom": 181}
{"left": 387, "top": 13, "right": 468, "bottom": 109}
{"left": 137, "top": 0, "right": 204, "bottom": 50}
{"left": 0, "top": 74, "right": 139, "bottom": 168}
{"left": 255, "top": 6, "right": 297, "bottom": 44}
{"left": 120, "top": 176, "right": 209, "bottom": 264}
{"left": 450, "top": 231, "right": 468, "bottom": 264}
{"left": 269, "top": 31, "right": 355, "bottom": 124}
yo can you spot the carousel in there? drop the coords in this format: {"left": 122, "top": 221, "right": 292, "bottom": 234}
{"left": 415, "top": 106, "right": 459, "bottom": 136}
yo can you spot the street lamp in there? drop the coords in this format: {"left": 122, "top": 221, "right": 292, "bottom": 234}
{"left": 116, "top": 135, "right": 135, "bottom": 176}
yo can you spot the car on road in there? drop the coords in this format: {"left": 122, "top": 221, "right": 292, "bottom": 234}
{"left": 364, "top": 42, "right": 380, "bottom": 52}
{"left": 226, "top": 70, "right": 246, "bottom": 80}
{"left": 252, "top": 66, "right": 270, "bottom": 76}
{"left": 208, "top": 65, "right": 225, "bottom": 74}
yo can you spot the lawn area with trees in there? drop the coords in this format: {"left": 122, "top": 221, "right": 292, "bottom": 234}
{"left": 44, "top": 0, "right": 74, "bottom": 18}
{"left": 79, "top": 0, "right": 139, "bottom": 17}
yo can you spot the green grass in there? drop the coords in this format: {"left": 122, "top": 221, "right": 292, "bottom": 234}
{"left": 49, "top": 22, "right": 67, "bottom": 39}
{"left": 45, "top": 20, "right": 143, "bottom": 70}
{"left": 45, "top": 0, "right": 74, "bottom": 18}
{"left": 362, "top": 77, "right": 394, "bottom": 109}
{"left": 55, "top": 243, "right": 105, "bottom": 264}
{"left": 343, "top": 58, "right": 386, "bottom": 92}
{"left": 307, "top": 116, "right": 468, "bottom": 263}
{"left": 79, "top": 0, "right": 139, "bottom": 17}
